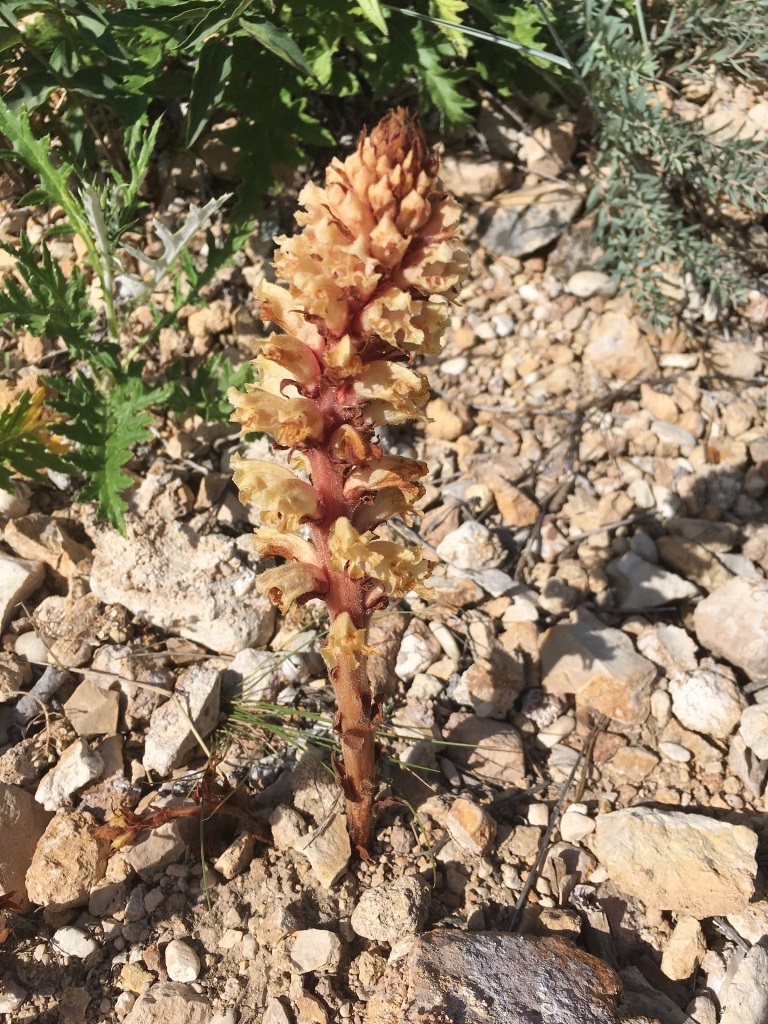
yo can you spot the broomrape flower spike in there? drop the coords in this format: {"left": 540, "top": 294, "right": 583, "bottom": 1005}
{"left": 229, "top": 108, "right": 467, "bottom": 855}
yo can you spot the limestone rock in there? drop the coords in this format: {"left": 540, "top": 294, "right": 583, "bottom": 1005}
{"left": 594, "top": 807, "right": 757, "bottom": 918}
{"left": 89, "top": 519, "right": 275, "bottom": 654}
{"left": 286, "top": 929, "right": 342, "bottom": 974}
{"left": 293, "top": 811, "right": 351, "bottom": 889}
{"left": 0, "top": 554, "right": 44, "bottom": 631}
{"left": 583, "top": 313, "right": 657, "bottom": 381}
{"left": 351, "top": 876, "right": 430, "bottom": 944}
{"left": 694, "top": 578, "right": 768, "bottom": 680}
{"left": 453, "top": 654, "right": 522, "bottom": 719}
{"left": 446, "top": 798, "right": 496, "bottom": 856}
{"left": 443, "top": 713, "right": 525, "bottom": 786}
{"left": 64, "top": 680, "right": 120, "bottom": 738}
{"left": 669, "top": 668, "right": 745, "bottom": 739}
{"left": 143, "top": 663, "right": 221, "bottom": 775}
{"left": 439, "top": 156, "right": 516, "bottom": 200}
{"left": 719, "top": 943, "right": 768, "bottom": 1024}
{"left": 606, "top": 552, "right": 698, "bottom": 610}
{"left": 35, "top": 739, "right": 104, "bottom": 811}
{"left": 0, "top": 782, "right": 51, "bottom": 907}
{"left": 436, "top": 521, "right": 505, "bottom": 571}
{"left": 53, "top": 925, "right": 99, "bottom": 958}
{"left": 425, "top": 397, "right": 472, "bottom": 442}
{"left": 395, "top": 621, "right": 442, "bottom": 683}
{"left": 26, "top": 809, "right": 110, "bottom": 910}
{"left": 33, "top": 591, "right": 106, "bottom": 668}
{"left": 540, "top": 609, "right": 656, "bottom": 724}
{"left": 739, "top": 705, "right": 768, "bottom": 760}
{"left": 479, "top": 185, "right": 582, "bottom": 258}
{"left": 165, "top": 939, "right": 201, "bottom": 982}
{"left": 220, "top": 648, "right": 281, "bottom": 702}
{"left": 660, "top": 917, "right": 705, "bottom": 981}
{"left": 366, "top": 932, "right": 631, "bottom": 1024}
{"left": 89, "top": 644, "right": 174, "bottom": 728}
{"left": 566, "top": 270, "right": 616, "bottom": 299}
{"left": 3, "top": 514, "right": 93, "bottom": 579}
{"left": 123, "top": 983, "right": 212, "bottom": 1024}
{"left": 124, "top": 819, "right": 187, "bottom": 880}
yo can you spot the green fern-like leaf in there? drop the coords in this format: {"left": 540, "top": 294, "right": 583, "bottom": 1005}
{"left": 50, "top": 370, "right": 170, "bottom": 531}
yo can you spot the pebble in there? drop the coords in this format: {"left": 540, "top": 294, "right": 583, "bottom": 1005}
{"left": 440, "top": 356, "right": 469, "bottom": 376}
{"left": 26, "top": 808, "right": 110, "bottom": 911}
{"left": 395, "top": 632, "right": 439, "bottom": 683}
{"left": 443, "top": 712, "right": 525, "bottom": 786}
{"left": 540, "top": 608, "right": 656, "bottom": 724}
{"left": 446, "top": 798, "right": 496, "bottom": 856}
{"left": 0, "top": 554, "right": 44, "bottom": 632}
{"left": 659, "top": 741, "right": 696, "bottom": 765}
{"left": 123, "top": 983, "right": 212, "bottom": 1024}
{"left": 660, "top": 917, "right": 705, "bottom": 981}
{"left": 165, "top": 939, "right": 201, "bottom": 982}
{"left": 53, "top": 925, "right": 99, "bottom": 958}
{"left": 435, "top": 521, "right": 505, "bottom": 570}
{"left": 527, "top": 804, "right": 549, "bottom": 828}
{"left": 287, "top": 929, "right": 342, "bottom": 974}
{"left": 351, "top": 876, "right": 430, "bottom": 944}
{"left": 606, "top": 551, "right": 698, "bottom": 610}
{"left": 292, "top": 811, "right": 351, "bottom": 889}
{"left": 565, "top": 270, "right": 616, "bottom": 299}
{"left": 669, "top": 669, "right": 746, "bottom": 739}
{"left": 0, "top": 781, "right": 51, "bottom": 908}
{"left": 0, "top": 976, "right": 27, "bottom": 1013}
{"left": 559, "top": 806, "right": 596, "bottom": 843}
{"left": 143, "top": 664, "right": 221, "bottom": 776}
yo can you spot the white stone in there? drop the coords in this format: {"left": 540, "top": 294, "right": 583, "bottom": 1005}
{"left": 395, "top": 633, "right": 437, "bottom": 683}
{"left": 143, "top": 664, "right": 221, "bottom": 776}
{"left": 293, "top": 812, "right": 351, "bottom": 889}
{"left": 53, "top": 925, "right": 99, "bottom": 958}
{"left": 288, "top": 929, "right": 342, "bottom": 973}
{"left": 35, "top": 739, "right": 104, "bottom": 810}
{"left": 123, "top": 983, "right": 211, "bottom": 1024}
{"left": 435, "top": 521, "right": 505, "bottom": 571}
{"left": 559, "top": 808, "right": 596, "bottom": 843}
{"left": 565, "top": 270, "right": 616, "bottom": 299}
{"left": 669, "top": 669, "right": 745, "bottom": 739}
{"left": 0, "top": 976, "right": 27, "bottom": 1013}
{"left": 527, "top": 804, "right": 549, "bottom": 827}
{"left": 222, "top": 648, "right": 280, "bottom": 702}
{"left": 90, "top": 519, "right": 274, "bottom": 654}
{"left": 694, "top": 578, "right": 768, "bottom": 681}
{"left": 739, "top": 705, "right": 768, "bottom": 760}
{"left": 351, "top": 876, "right": 430, "bottom": 944}
{"left": 440, "top": 357, "right": 469, "bottom": 376}
{"left": 659, "top": 741, "right": 692, "bottom": 762}
{"left": 165, "top": 939, "right": 201, "bottom": 982}
{"left": 606, "top": 551, "right": 698, "bottom": 610}
{"left": 720, "top": 944, "right": 768, "bottom": 1024}
{"left": 0, "top": 554, "right": 44, "bottom": 631}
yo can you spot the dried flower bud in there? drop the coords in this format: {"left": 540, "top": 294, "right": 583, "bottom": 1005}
{"left": 230, "top": 108, "right": 466, "bottom": 852}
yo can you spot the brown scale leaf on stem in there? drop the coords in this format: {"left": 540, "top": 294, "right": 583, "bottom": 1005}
{"left": 229, "top": 108, "right": 467, "bottom": 855}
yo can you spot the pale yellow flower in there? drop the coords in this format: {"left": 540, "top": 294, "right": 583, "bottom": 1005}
{"left": 320, "top": 612, "right": 374, "bottom": 673}
{"left": 231, "top": 455, "right": 322, "bottom": 532}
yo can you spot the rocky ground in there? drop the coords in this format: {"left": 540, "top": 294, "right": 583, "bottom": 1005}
{"left": 1, "top": 84, "right": 768, "bottom": 1024}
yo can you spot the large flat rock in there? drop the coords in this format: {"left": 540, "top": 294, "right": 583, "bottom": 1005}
{"left": 594, "top": 807, "right": 757, "bottom": 919}
{"left": 90, "top": 520, "right": 274, "bottom": 654}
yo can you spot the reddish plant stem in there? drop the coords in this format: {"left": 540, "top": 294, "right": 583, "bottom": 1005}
{"left": 308, "top": 446, "right": 377, "bottom": 853}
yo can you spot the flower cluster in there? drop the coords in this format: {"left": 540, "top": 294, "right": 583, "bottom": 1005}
{"left": 229, "top": 108, "right": 466, "bottom": 852}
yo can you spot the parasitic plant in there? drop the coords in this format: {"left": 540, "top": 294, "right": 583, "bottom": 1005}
{"left": 229, "top": 109, "right": 467, "bottom": 854}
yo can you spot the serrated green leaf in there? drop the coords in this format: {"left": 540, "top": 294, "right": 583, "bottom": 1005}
{"left": 430, "top": 0, "right": 468, "bottom": 57}
{"left": 239, "top": 17, "right": 314, "bottom": 78}
{"left": 355, "top": 0, "right": 388, "bottom": 35}
{"left": 50, "top": 369, "right": 169, "bottom": 531}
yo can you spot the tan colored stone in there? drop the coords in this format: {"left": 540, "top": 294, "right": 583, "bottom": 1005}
{"left": 584, "top": 313, "right": 657, "bottom": 380}
{"left": 425, "top": 397, "right": 472, "bottom": 441}
{"left": 0, "top": 782, "right": 52, "bottom": 908}
{"left": 594, "top": 808, "right": 757, "bottom": 918}
{"left": 540, "top": 609, "right": 656, "bottom": 724}
{"left": 26, "top": 809, "right": 110, "bottom": 910}
{"left": 446, "top": 798, "right": 496, "bottom": 856}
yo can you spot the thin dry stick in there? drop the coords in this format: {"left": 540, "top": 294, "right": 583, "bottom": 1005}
{"left": 228, "top": 109, "right": 467, "bottom": 854}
